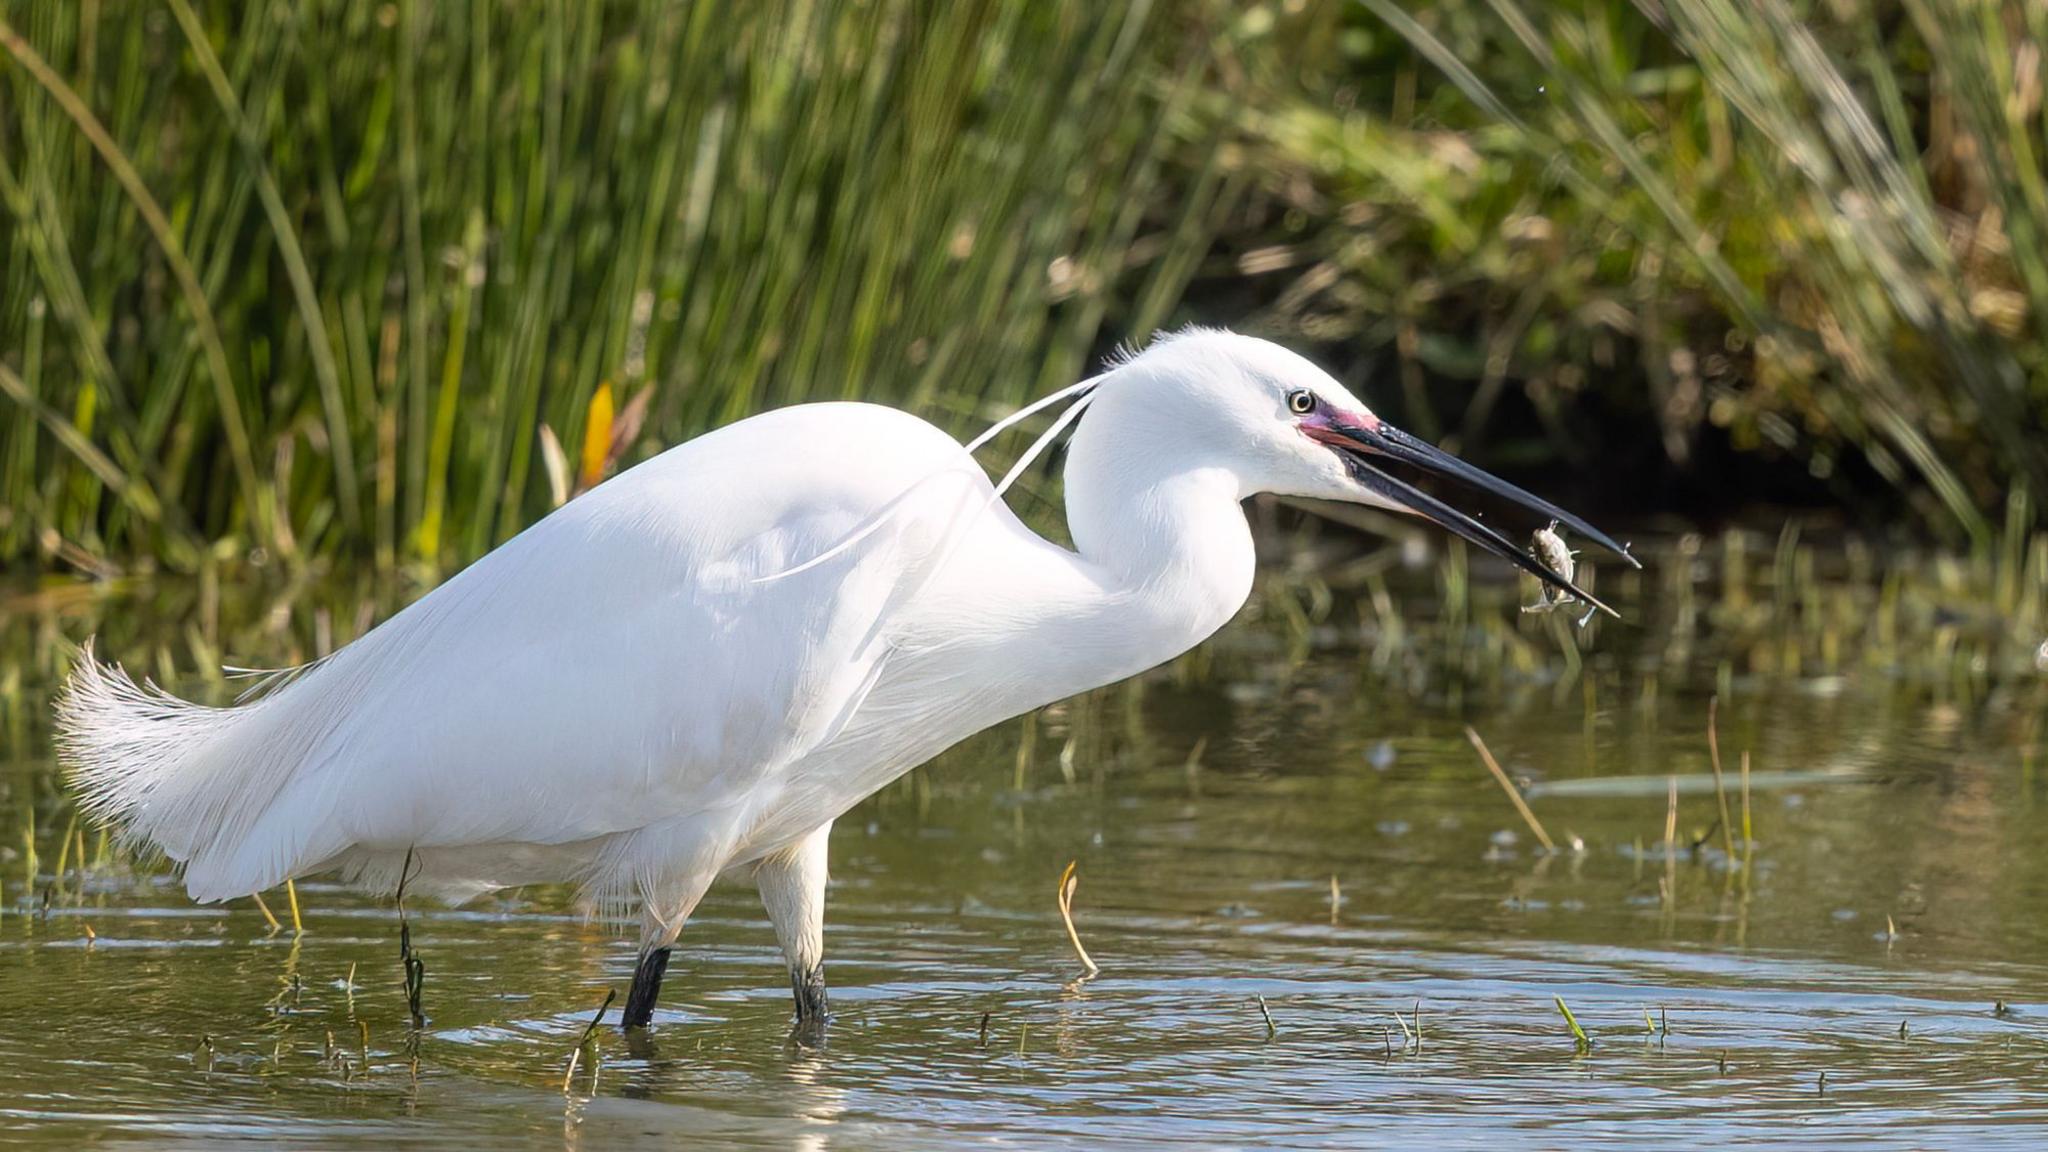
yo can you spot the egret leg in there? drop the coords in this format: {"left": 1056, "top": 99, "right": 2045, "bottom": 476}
{"left": 619, "top": 865, "right": 719, "bottom": 1031}
{"left": 622, "top": 946, "right": 671, "bottom": 1030}
{"left": 756, "top": 820, "right": 833, "bottom": 1025}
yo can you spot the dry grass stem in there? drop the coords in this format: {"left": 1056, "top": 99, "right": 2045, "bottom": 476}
{"left": 1707, "top": 697, "right": 1736, "bottom": 860}
{"left": 1663, "top": 774, "right": 1680, "bottom": 908}
{"left": 563, "top": 988, "right": 616, "bottom": 1094}
{"left": 1392, "top": 1002, "right": 1421, "bottom": 1052}
{"left": 1056, "top": 860, "right": 1099, "bottom": 977}
{"left": 1466, "top": 727, "right": 1556, "bottom": 852}
{"left": 251, "top": 890, "right": 282, "bottom": 935}
{"left": 1740, "top": 750, "right": 1754, "bottom": 864}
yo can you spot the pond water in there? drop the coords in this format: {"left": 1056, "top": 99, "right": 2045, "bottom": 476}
{"left": 3, "top": 529, "right": 2047, "bottom": 1148}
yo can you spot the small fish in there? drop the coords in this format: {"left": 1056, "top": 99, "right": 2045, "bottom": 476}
{"left": 1522, "top": 521, "right": 1596, "bottom": 626}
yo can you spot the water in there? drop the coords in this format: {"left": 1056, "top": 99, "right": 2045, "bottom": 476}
{"left": 3, "top": 534, "right": 2048, "bottom": 1147}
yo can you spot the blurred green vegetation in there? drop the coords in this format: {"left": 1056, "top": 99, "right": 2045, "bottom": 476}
{"left": 4, "top": 0, "right": 2048, "bottom": 578}
{"left": 0, "top": 0, "right": 1235, "bottom": 574}
{"left": 1220, "top": 0, "right": 2048, "bottom": 540}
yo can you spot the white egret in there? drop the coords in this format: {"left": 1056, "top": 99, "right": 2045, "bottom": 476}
{"left": 57, "top": 328, "right": 1630, "bottom": 1029}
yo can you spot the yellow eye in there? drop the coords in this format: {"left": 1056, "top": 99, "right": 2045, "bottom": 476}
{"left": 1287, "top": 389, "right": 1315, "bottom": 414}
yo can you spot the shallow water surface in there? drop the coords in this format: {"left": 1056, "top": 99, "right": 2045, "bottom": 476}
{"left": 3, "top": 538, "right": 2048, "bottom": 1147}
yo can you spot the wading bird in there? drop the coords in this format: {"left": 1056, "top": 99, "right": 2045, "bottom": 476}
{"left": 58, "top": 329, "right": 1631, "bottom": 1030}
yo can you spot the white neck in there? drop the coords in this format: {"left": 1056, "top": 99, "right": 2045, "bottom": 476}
{"left": 785, "top": 411, "right": 1261, "bottom": 835}
{"left": 826, "top": 382, "right": 1262, "bottom": 818}
{"left": 922, "top": 466, "right": 1250, "bottom": 731}
{"left": 1069, "top": 466, "right": 1253, "bottom": 636}
{"left": 1034, "top": 402, "right": 1258, "bottom": 686}
{"left": 898, "top": 377, "right": 1261, "bottom": 725}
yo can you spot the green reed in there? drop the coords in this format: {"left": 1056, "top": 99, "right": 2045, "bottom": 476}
{"left": 0, "top": 0, "right": 1235, "bottom": 573}
{"left": 1228, "top": 0, "right": 2048, "bottom": 539}
{"left": 1554, "top": 994, "right": 1592, "bottom": 1053}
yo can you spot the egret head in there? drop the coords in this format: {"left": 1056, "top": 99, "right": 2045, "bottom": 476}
{"left": 1077, "top": 329, "right": 1634, "bottom": 613}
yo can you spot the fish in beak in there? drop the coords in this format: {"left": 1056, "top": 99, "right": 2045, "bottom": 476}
{"left": 1301, "top": 407, "right": 1636, "bottom": 618}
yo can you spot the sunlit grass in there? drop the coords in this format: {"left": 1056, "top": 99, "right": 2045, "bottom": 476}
{"left": 0, "top": 0, "right": 1235, "bottom": 574}
{"left": 1230, "top": 0, "right": 2048, "bottom": 538}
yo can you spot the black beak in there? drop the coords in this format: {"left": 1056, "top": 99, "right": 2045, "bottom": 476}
{"left": 1311, "top": 419, "right": 1633, "bottom": 618}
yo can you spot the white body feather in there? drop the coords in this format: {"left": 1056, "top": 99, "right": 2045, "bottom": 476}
{"left": 61, "top": 332, "right": 1377, "bottom": 927}
{"left": 58, "top": 331, "right": 1380, "bottom": 940}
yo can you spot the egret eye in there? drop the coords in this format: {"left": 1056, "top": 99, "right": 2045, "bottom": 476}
{"left": 1287, "top": 389, "right": 1316, "bottom": 415}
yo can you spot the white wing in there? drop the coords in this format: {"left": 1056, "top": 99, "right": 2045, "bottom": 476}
{"left": 59, "top": 403, "right": 990, "bottom": 902}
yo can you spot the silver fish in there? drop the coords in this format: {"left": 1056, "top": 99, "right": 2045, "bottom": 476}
{"left": 1522, "top": 520, "right": 1595, "bottom": 625}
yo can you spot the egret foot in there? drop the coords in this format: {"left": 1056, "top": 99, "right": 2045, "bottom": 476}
{"left": 622, "top": 946, "right": 672, "bottom": 1030}
{"left": 758, "top": 820, "right": 832, "bottom": 1033}
{"left": 791, "top": 964, "right": 829, "bottom": 1025}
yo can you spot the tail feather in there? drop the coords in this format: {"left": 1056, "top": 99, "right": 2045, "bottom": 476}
{"left": 55, "top": 640, "right": 322, "bottom": 901}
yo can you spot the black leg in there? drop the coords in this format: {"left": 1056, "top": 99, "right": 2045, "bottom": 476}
{"left": 622, "top": 946, "right": 671, "bottom": 1030}
{"left": 790, "top": 964, "right": 828, "bottom": 1025}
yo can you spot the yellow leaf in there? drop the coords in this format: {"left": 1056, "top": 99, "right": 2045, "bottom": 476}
{"left": 579, "top": 383, "right": 615, "bottom": 491}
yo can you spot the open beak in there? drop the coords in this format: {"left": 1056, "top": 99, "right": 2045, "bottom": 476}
{"left": 1304, "top": 412, "right": 1636, "bottom": 618}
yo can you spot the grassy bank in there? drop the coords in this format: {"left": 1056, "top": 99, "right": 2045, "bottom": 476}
{"left": 1221, "top": 0, "right": 2048, "bottom": 540}
{"left": 0, "top": 0, "right": 1235, "bottom": 574}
